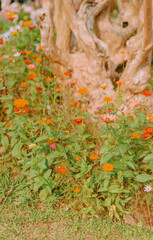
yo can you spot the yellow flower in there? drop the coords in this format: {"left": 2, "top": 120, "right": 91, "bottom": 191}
{"left": 29, "top": 144, "right": 36, "bottom": 149}
{"left": 131, "top": 132, "right": 140, "bottom": 139}
{"left": 103, "top": 163, "right": 114, "bottom": 171}
{"left": 77, "top": 88, "right": 88, "bottom": 94}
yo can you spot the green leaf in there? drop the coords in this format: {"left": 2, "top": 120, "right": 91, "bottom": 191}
{"left": 109, "top": 184, "right": 120, "bottom": 193}
{"left": 46, "top": 151, "right": 62, "bottom": 166}
{"left": 1, "top": 135, "right": 9, "bottom": 149}
{"left": 39, "top": 189, "right": 48, "bottom": 201}
{"left": 134, "top": 174, "right": 153, "bottom": 183}
{"left": 34, "top": 135, "right": 48, "bottom": 143}
{"left": 12, "top": 142, "right": 21, "bottom": 157}
{"left": 143, "top": 153, "right": 153, "bottom": 163}
{"left": 100, "top": 152, "right": 113, "bottom": 165}
{"left": 117, "top": 171, "right": 123, "bottom": 183}
{"left": 44, "top": 170, "right": 51, "bottom": 180}
{"left": 103, "top": 197, "right": 111, "bottom": 206}
{"left": 127, "top": 161, "right": 135, "bottom": 170}
{"left": 11, "top": 136, "right": 18, "bottom": 148}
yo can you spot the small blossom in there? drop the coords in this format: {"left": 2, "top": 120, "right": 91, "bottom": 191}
{"left": 5, "top": 122, "right": 10, "bottom": 127}
{"left": 36, "top": 57, "right": 42, "bottom": 63}
{"left": 64, "top": 72, "right": 71, "bottom": 76}
{"left": 23, "top": 21, "right": 31, "bottom": 27}
{"left": 89, "top": 154, "right": 98, "bottom": 160}
{"left": 103, "top": 163, "right": 114, "bottom": 171}
{"left": 145, "top": 127, "right": 153, "bottom": 134}
{"left": 26, "top": 51, "right": 31, "bottom": 55}
{"left": 47, "top": 105, "right": 52, "bottom": 109}
{"left": 77, "top": 88, "right": 88, "bottom": 94}
{"left": 74, "top": 119, "right": 82, "bottom": 124}
{"left": 27, "top": 64, "right": 35, "bottom": 70}
{"left": 14, "top": 52, "right": 20, "bottom": 57}
{"left": 104, "top": 97, "right": 112, "bottom": 102}
{"left": 14, "top": 99, "right": 28, "bottom": 107}
{"left": 20, "top": 82, "right": 27, "bottom": 88}
{"left": 115, "top": 81, "right": 125, "bottom": 86}
{"left": 28, "top": 25, "right": 36, "bottom": 30}
{"left": 39, "top": 120, "right": 45, "bottom": 125}
{"left": 29, "top": 144, "right": 36, "bottom": 149}
{"left": 142, "top": 132, "right": 150, "bottom": 139}
{"left": 131, "top": 132, "right": 140, "bottom": 139}
{"left": 74, "top": 188, "right": 80, "bottom": 193}
{"left": 46, "top": 119, "right": 51, "bottom": 125}
{"left": 3, "top": 55, "right": 9, "bottom": 59}
{"left": 57, "top": 166, "right": 67, "bottom": 174}
{"left": 24, "top": 59, "right": 31, "bottom": 64}
{"left": 46, "top": 77, "right": 52, "bottom": 82}
{"left": 9, "top": 57, "right": 15, "bottom": 62}
{"left": 101, "top": 113, "right": 116, "bottom": 123}
{"left": 28, "top": 72, "right": 37, "bottom": 80}
{"left": 142, "top": 91, "right": 152, "bottom": 96}
{"left": 144, "top": 186, "right": 152, "bottom": 192}
{"left": 11, "top": 31, "right": 19, "bottom": 36}
{"left": 76, "top": 156, "right": 81, "bottom": 161}
{"left": 50, "top": 143, "right": 56, "bottom": 149}
{"left": 55, "top": 87, "right": 61, "bottom": 93}
{"left": 100, "top": 85, "right": 107, "bottom": 89}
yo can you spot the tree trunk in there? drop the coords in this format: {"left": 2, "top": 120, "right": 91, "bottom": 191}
{"left": 38, "top": 0, "right": 153, "bottom": 113}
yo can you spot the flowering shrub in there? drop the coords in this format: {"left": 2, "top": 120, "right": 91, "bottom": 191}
{"left": 0, "top": 11, "right": 153, "bottom": 221}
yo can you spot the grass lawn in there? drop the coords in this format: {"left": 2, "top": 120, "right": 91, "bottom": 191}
{"left": 0, "top": 202, "right": 153, "bottom": 240}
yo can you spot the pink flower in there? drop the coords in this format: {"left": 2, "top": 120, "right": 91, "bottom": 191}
{"left": 0, "top": 78, "right": 3, "bottom": 82}
{"left": 27, "top": 64, "right": 36, "bottom": 70}
{"left": 101, "top": 113, "right": 116, "bottom": 123}
{"left": 70, "top": 80, "right": 77, "bottom": 85}
{"left": 50, "top": 143, "right": 56, "bottom": 149}
{"left": 28, "top": 25, "right": 36, "bottom": 30}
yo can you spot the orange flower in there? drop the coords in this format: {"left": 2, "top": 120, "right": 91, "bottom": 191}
{"left": 104, "top": 97, "right": 112, "bottom": 102}
{"left": 148, "top": 114, "right": 153, "bottom": 123}
{"left": 46, "top": 138, "right": 56, "bottom": 144}
{"left": 100, "top": 85, "right": 107, "bottom": 89}
{"left": 103, "top": 163, "right": 114, "bottom": 171}
{"left": 115, "top": 81, "right": 125, "bottom": 86}
{"left": 36, "top": 57, "right": 42, "bottom": 63}
{"left": 77, "top": 88, "right": 88, "bottom": 94}
{"left": 55, "top": 87, "right": 61, "bottom": 93}
{"left": 26, "top": 51, "right": 31, "bottom": 55}
{"left": 46, "top": 119, "right": 51, "bottom": 125}
{"left": 32, "top": 54, "right": 37, "bottom": 58}
{"left": 46, "top": 77, "right": 52, "bottom": 82}
{"left": 64, "top": 72, "right": 72, "bottom": 76}
{"left": 131, "top": 132, "right": 140, "bottom": 139}
{"left": 28, "top": 72, "right": 37, "bottom": 80}
{"left": 0, "top": 39, "right": 4, "bottom": 45}
{"left": 24, "top": 59, "right": 31, "bottom": 64}
{"left": 74, "top": 119, "right": 82, "bottom": 124}
{"left": 9, "top": 57, "right": 14, "bottom": 62}
{"left": 89, "top": 154, "right": 98, "bottom": 160}
{"left": 142, "top": 91, "right": 151, "bottom": 96}
{"left": 11, "top": 31, "right": 18, "bottom": 36}
{"left": 23, "top": 21, "right": 31, "bottom": 27}
{"left": 5, "top": 122, "right": 10, "bottom": 127}
{"left": 6, "top": 13, "right": 15, "bottom": 21}
{"left": 14, "top": 99, "right": 28, "bottom": 107}
{"left": 39, "top": 120, "right": 45, "bottom": 125}
{"left": 74, "top": 188, "right": 80, "bottom": 193}
{"left": 37, "top": 45, "right": 43, "bottom": 51}
{"left": 69, "top": 101, "right": 78, "bottom": 106}
{"left": 36, "top": 87, "right": 43, "bottom": 92}
{"left": 14, "top": 107, "right": 21, "bottom": 115}
{"left": 120, "top": 50, "right": 125, "bottom": 54}
{"left": 20, "top": 82, "right": 27, "bottom": 88}
{"left": 14, "top": 107, "right": 29, "bottom": 115}
{"left": 57, "top": 166, "right": 67, "bottom": 174}
{"left": 145, "top": 127, "right": 153, "bottom": 134}
{"left": 0, "top": 57, "right": 3, "bottom": 62}
{"left": 76, "top": 156, "right": 81, "bottom": 161}
{"left": 52, "top": 72, "right": 56, "bottom": 76}
{"left": 49, "top": 59, "right": 52, "bottom": 62}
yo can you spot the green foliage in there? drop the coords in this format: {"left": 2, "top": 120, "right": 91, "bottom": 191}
{"left": 0, "top": 10, "right": 153, "bottom": 221}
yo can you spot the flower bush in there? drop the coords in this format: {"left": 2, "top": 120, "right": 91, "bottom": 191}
{"left": 0, "top": 10, "right": 153, "bottom": 221}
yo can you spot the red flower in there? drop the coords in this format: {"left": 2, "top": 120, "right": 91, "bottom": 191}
{"left": 14, "top": 107, "right": 21, "bottom": 115}
{"left": 24, "top": 59, "right": 31, "bottom": 64}
{"left": 0, "top": 39, "right": 3, "bottom": 45}
{"left": 14, "top": 107, "right": 29, "bottom": 115}
{"left": 145, "top": 127, "right": 153, "bottom": 134}
{"left": 22, "top": 107, "right": 29, "bottom": 114}
{"left": 142, "top": 91, "right": 151, "bottom": 96}
{"left": 28, "top": 25, "right": 36, "bottom": 30}
{"left": 142, "top": 132, "right": 150, "bottom": 139}
{"left": 64, "top": 72, "right": 72, "bottom": 76}
{"left": 74, "top": 119, "right": 82, "bottom": 124}
{"left": 36, "top": 87, "right": 43, "bottom": 92}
